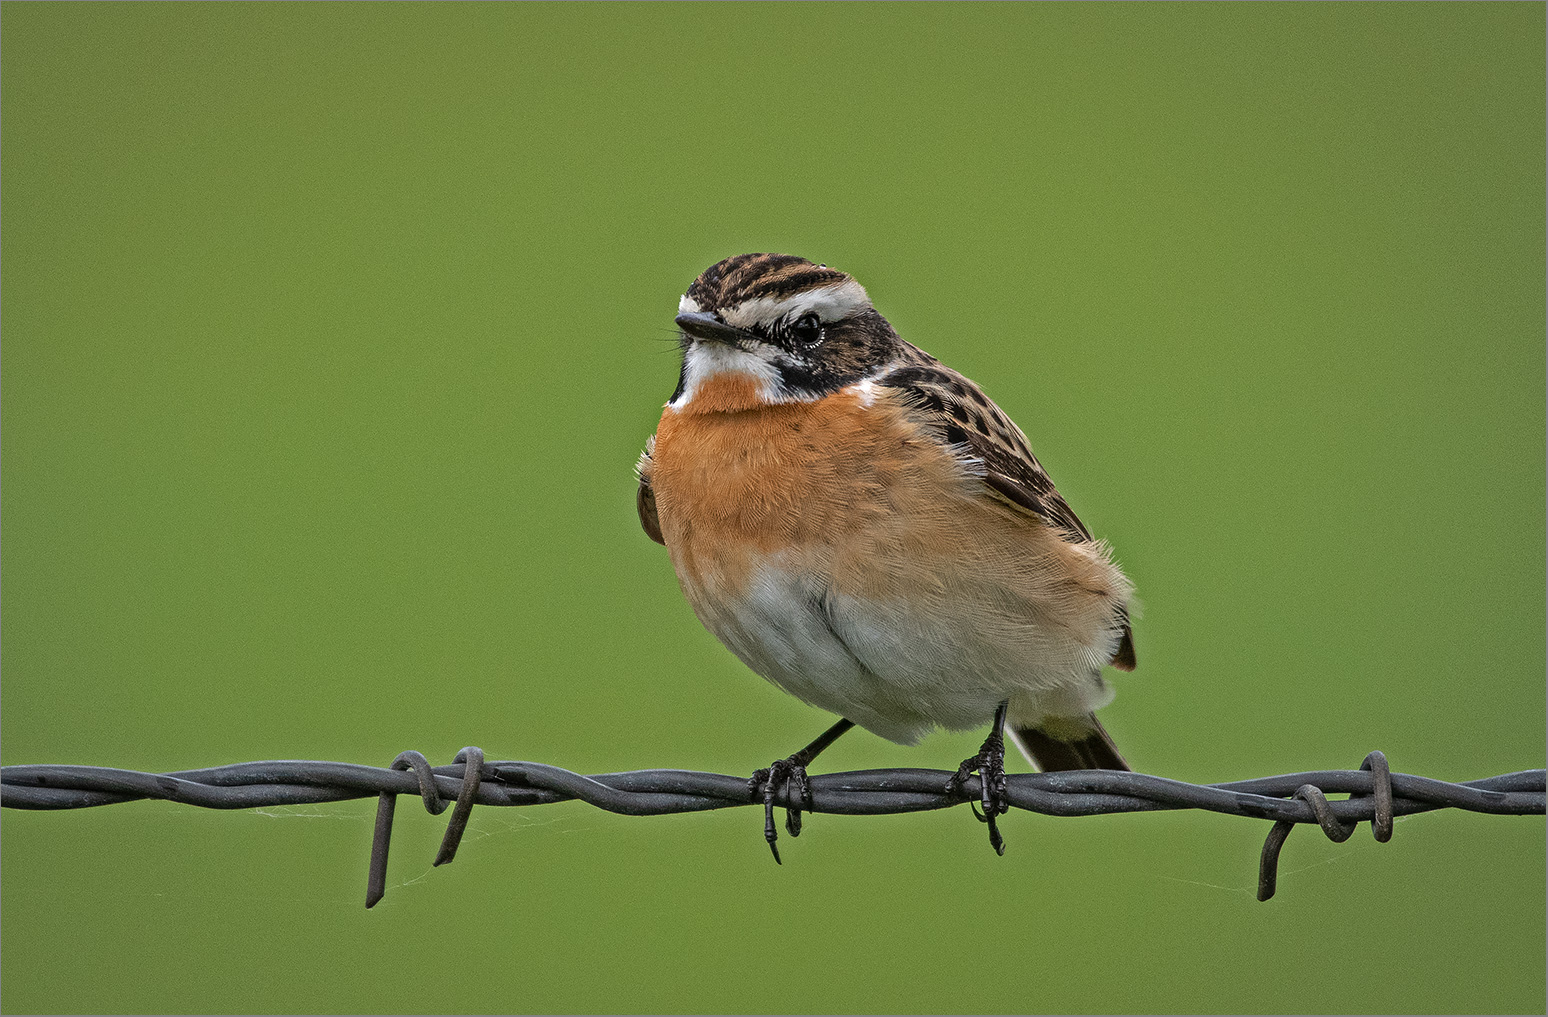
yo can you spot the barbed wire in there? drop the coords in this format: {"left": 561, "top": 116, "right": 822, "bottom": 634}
{"left": 3, "top": 749, "right": 1542, "bottom": 907}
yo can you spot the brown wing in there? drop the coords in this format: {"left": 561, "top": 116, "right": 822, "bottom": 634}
{"left": 636, "top": 439, "right": 665, "bottom": 546}
{"left": 877, "top": 356, "right": 1091, "bottom": 539}
{"left": 879, "top": 352, "right": 1135, "bottom": 671}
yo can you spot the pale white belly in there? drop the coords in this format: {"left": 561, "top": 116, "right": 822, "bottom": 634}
{"left": 684, "top": 553, "right": 1118, "bottom": 745}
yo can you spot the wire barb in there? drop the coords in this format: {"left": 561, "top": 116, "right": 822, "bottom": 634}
{"left": 1256, "top": 750, "right": 1395, "bottom": 901}
{"left": 3, "top": 749, "right": 1540, "bottom": 908}
{"left": 434, "top": 746, "right": 485, "bottom": 867}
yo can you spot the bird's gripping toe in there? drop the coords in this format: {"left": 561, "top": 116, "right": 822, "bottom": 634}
{"left": 946, "top": 701, "right": 1012, "bottom": 855}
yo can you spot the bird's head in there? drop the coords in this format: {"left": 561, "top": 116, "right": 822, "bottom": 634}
{"left": 669, "top": 253, "right": 900, "bottom": 410}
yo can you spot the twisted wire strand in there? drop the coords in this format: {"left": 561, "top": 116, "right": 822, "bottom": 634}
{"left": 3, "top": 751, "right": 1542, "bottom": 906}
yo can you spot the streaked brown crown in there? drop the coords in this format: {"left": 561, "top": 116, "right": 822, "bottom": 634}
{"left": 685, "top": 253, "right": 851, "bottom": 312}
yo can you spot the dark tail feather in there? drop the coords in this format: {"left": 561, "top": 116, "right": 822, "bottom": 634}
{"left": 1111, "top": 626, "right": 1137, "bottom": 671}
{"left": 1009, "top": 716, "right": 1130, "bottom": 772}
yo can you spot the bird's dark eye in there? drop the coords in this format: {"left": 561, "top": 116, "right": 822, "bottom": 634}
{"left": 788, "top": 312, "right": 824, "bottom": 348}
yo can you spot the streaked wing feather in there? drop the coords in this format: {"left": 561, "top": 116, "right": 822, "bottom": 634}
{"left": 877, "top": 354, "right": 1092, "bottom": 541}
{"left": 878, "top": 350, "right": 1135, "bottom": 670}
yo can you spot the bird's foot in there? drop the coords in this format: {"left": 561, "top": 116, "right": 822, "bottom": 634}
{"left": 946, "top": 728, "right": 1010, "bottom": 856}
{"left": 747, "top": 756, "right": 814, "bottom": 865}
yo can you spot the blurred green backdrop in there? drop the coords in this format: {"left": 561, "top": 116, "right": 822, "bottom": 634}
{"left": 3, "top": 3, "right": 1543, "bottom": 1014}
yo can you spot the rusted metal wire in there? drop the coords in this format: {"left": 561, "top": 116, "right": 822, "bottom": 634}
{"left": 3, "top": 750, "right": 1541, "bottom": 907}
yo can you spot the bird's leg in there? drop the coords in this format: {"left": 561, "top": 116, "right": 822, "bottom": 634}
{"left": 946, "top": 700, "right": 1011, "bottom": 855}
{"left": 748, "top": 717, "right": 855, "bottom": 864}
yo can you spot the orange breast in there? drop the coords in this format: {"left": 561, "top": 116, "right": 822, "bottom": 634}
{"left": 650, "top": 381, "right": 964, "bottom": 595}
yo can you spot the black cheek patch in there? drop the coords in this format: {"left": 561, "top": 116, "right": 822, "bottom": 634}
{"left": 770, "top": 311, "right": 901, "bottom": 399}
{"left": 773, "top": 358, "right": 835, "bottom": 396}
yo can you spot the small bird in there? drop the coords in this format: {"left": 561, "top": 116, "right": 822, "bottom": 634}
{"left": 636, "top": 253, "right": 1136, "bottom": 859}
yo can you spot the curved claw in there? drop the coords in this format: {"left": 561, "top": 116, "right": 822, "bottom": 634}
{"left": 946, "top": 729, "right": 1010, "bottom": 856}
{"left": 748, "top": 757, "right": 815, "bottom": 865}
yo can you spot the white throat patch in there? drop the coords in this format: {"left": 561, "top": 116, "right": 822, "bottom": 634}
{"left": 670, "top": 341, "right": 782, "bottom": 408}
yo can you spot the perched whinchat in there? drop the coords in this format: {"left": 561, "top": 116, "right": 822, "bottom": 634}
{"left": 637, "top": 253, "right": 1137, "bottom": 858}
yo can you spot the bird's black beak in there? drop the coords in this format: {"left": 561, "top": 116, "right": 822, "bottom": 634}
{"left": 675, "top": 311, "right": 752, "bottom": 345}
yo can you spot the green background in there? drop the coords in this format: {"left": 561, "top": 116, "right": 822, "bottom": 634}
{"left": 3, "top": 3, "right": 1544, "bottom": 1014}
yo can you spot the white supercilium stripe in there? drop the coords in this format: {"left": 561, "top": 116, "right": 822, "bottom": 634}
{"left": 718, "top": 279, "right": 870, "bottom": 329}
